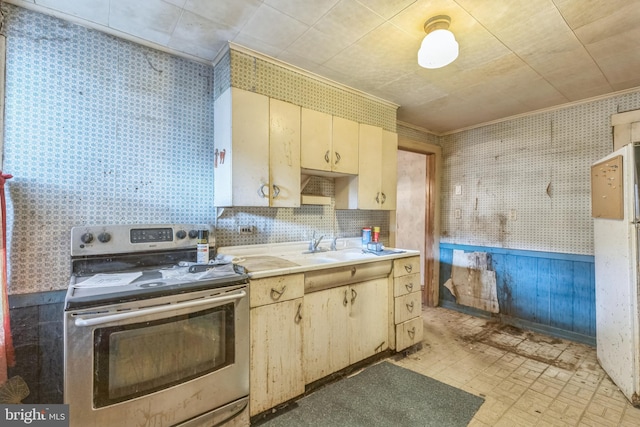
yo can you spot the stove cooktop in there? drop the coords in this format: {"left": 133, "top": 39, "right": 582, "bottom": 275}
{"left": 65, "top": 263, "right": 248, "bottom": 311}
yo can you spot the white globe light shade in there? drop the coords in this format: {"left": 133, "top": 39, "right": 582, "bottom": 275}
{"left": 417, "top": 29, "right": 459, "bottom": 69}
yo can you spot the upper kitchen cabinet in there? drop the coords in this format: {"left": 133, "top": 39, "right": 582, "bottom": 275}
{"left": 269, "top": 98, "right": 301, "bottom": 208}
{"left": 300, "top": 109, "right": 358, "bottom": 176}
{"left": 213, "top": 87, "right": 300, "bottom": 207}
{"left": 334, "top": 124, "right": 397, "bottom": 210}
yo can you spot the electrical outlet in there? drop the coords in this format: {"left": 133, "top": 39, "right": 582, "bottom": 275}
{"left": 454, "top": 209, "right": 462, "bottom": 219}
{"left": 238, "top": 225, "right": 254, "bottom": 234}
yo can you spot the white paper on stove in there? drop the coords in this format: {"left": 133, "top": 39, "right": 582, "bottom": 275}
{"left": 73, "top": 272, "right": 143, "bottom": 288}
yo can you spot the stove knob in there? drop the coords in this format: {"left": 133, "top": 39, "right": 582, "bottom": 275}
{"left": 98, "top": 232, "right": 111, "bottom": 243}
{"left": 188, "top": 230, "right": 199, "bottom": 239}
{"left": 176, "top": 230, "right": 187, "bottom": 239}
{"left": 80, "top": 233, "right": 94, "bottom": 244}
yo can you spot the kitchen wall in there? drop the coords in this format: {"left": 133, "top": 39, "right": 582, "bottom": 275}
{"left": 438, "top": 90, "right": 640, "bottom": 344}
{"left": 1, "top": 4, "right": 398, "bottom": 403}
{"left": 3, "top": 4, "right": 394, "bottom": 296}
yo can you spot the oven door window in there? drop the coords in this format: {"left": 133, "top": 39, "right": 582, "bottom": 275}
{"left": 93, "top": 303, "right": 235, "bottom": 408}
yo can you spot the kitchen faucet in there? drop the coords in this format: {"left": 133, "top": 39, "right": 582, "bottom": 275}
{"left": 330, "top": 236, "right": 338, "bottom": 251}
{"left": 308, "top": 231, "right": 324, "bottom": 253}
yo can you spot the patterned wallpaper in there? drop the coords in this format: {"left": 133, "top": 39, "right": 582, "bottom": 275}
{"left": 440, "top": 92, "right": 640, "bottom": 255}
{"left": 2, "top": 4, "right": 392, "bottom": 295}
{"left": 225, "top": 48, "right": 397, "bottom": 132}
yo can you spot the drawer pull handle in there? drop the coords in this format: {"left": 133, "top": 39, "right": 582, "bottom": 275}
{"left": 294, "top": 303, "right": 302, "bottom": 324}
{"left": 270, "top": 286, "right": 286, "bottom": 300}
{"left": 405, "top": 282, "right": 413, "bottom": 292}
{"left": 404, "top": 264, "right": 413, "bottom": 273}
{"left": 343, "top": 290, "right": 349, "bottom": 307}
{"left": 406, "top": 301, "right": 414, "bottom": 312}
{"left": 407, "top": 327, "right": 416, "bottom": 339}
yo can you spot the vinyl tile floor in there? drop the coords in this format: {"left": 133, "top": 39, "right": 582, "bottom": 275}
{"left": 391, "top": 307, "right": 640, "bottom": 427}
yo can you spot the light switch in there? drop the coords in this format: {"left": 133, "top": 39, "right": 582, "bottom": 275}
{"left": 454, "top": 209, "right": 461, "bottom": 219}
{"left": 455, "top": 185, "right": 462, "bottom": 195}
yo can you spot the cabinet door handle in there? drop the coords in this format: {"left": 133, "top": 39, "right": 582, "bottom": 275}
{"left": 404, "top": 264, "right": 413, "bottom": 273}
{"left": 272, "top": 184, "right": 281, "bottom": 199}
{"left": 407, "top": 327, "right": 416, "bottom": 339}
{"left": 334, "top": 151, "right": 341, "bottom": 165}
{"left": 294, "top": 303, "right": 302, "bottom": 324}
{"left": 270, "top": 286, "right": 286, "bottom": 301}
{"left": 375, "top": 192, "right": 380, "bottom": 204}
{"left": 406, "top": 301, "right": 414, "bottom": 312}
{"left": 343, "top": 290, "right": 349, "bottom": 306}
{"left": 324, "top": 150, "right": 331, "bottom": 164}
{"left": 380, "top": 192, "right": 387, "bottom": 204}
{"left": 405, "top": 282, "right": 413, "bottom": 292}
{"left": 351, "top": 288, "right": 357, "bottom": 304}
{"left": 257, "top": 184, "right": 269, "bottom": 198}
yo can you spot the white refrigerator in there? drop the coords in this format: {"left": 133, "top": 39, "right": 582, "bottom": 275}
{"left": 592, "top": 143, "right": 640, "bottom": 406}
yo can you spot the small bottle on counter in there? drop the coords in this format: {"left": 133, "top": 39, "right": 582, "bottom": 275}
{"left": 362, "top": 227, "right": 371, "bottom": 248}
{"left": 372, "top": 226, "right": 380, "bottom": 242}
{"left": 197, "top": 230, "right": 209, "bottom": 264}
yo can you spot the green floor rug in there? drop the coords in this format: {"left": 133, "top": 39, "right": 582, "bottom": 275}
{"left": 257, "top": 361, "right": 484, "bottom": 427}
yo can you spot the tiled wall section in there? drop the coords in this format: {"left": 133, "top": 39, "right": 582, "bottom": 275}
{"left": 3, "top": 5, "right": 393, "bottom": 295}
{"left": 440, "top": 92, "right": 640, "bottom": 255}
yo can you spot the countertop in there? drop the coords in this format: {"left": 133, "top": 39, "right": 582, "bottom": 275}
{"left": 217, "top": 238, "right": 420, "bottom": 279}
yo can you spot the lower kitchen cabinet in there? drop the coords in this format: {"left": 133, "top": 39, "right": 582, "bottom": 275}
{"left": 249, "top": 274, "right": 304, "bottom": 416}
{"left": 393, "top": 257, "right": 423, "bottom": 351}
{"left": 303, "top": 286, "right": 350, "bottom": 384}
{"left": 303, "top": 277, "right": 389, "bottom": 385}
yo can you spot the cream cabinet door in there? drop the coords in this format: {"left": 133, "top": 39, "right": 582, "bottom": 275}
{"left": 379, "top": 129, "right": 397, "bottom": 210}
{"left": 300, "top": 108, "right": 332, "bottom": 172}
{"left": 269, "top": 98, "right": 301, "bottom": 208}
{"left": 332, "top": 116, "right": 359, "bottom": 174}
{"left": 349, "top": 277, "right": 389, "bottom": 363}
{"left": 250, "top": 298, "right": 304, "bottom": 416}
{"left": 214, "top": 87, "right": 269, "bottom": 207}
{"left": 303, "top": 286, "right": 350, "bottom": 384}
{"left": 357, "top": 123, "right": 383, "bottom": 209}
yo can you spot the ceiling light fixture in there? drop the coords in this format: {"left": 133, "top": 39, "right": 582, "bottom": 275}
{"left": 417, "top": 15, "right": 459, "bottom": 69}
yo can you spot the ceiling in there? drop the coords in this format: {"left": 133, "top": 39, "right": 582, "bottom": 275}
{"left": 6, "top": 0, "right": 640, "bottom": 134}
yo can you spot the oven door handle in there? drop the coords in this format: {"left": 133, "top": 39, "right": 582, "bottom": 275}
{"left": 74, "top": 290, "right": 247, "bottom": 327}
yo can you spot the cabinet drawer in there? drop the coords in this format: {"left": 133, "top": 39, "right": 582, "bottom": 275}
{"left": 394, "top": 291, "right": 422, "bottom": 324}
{"left": 393, "top": 256, "right": 420, "bottom": 278}
{"left": 250, "top": 274, "right": 304, "bottom": 308}
{"left": 395, "top": 317, "right": 423, "bottom": 351}
{"left": 394, "top": 273, "right": 420, "bottom": 297}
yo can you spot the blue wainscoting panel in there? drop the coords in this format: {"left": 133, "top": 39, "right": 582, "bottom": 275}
{"left": 439, "top": 244, "right": 596, "bottom": 345}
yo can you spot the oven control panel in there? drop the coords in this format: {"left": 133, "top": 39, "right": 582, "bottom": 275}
{"left": 71, "top": 224, "right": 215, "bottom": 256}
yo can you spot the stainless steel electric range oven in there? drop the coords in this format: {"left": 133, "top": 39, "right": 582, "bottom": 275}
{"left": 63, "top": 224, "right": 250, "bottom": 427}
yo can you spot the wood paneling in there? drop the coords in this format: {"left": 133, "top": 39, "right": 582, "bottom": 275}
{"left": 439, "top": 244, "right": 596, "bottom": 340}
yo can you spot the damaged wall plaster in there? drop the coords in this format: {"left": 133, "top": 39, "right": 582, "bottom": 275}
{"left": 444, "top": 249, "right": 499, "bottom": 313}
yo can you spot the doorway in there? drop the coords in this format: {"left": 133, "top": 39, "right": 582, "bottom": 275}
{"left": 393, "top": 138, "right": 440, "bottom": 306}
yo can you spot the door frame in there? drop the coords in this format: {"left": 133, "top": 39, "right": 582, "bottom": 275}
{"left": 390, "top": 137, "right": 441, "bottom": 307}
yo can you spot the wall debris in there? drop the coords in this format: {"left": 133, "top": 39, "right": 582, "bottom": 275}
{"left": 444, "top": 249, "right": 499, "bottom": 313}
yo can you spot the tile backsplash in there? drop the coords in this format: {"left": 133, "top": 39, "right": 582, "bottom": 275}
{"left": 2, "top": 4, "right": 394, "bottom": 294}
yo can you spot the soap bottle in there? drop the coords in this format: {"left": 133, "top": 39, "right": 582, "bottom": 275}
{"left": 197, "top": 230, "right": 209, "bottom": 264}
